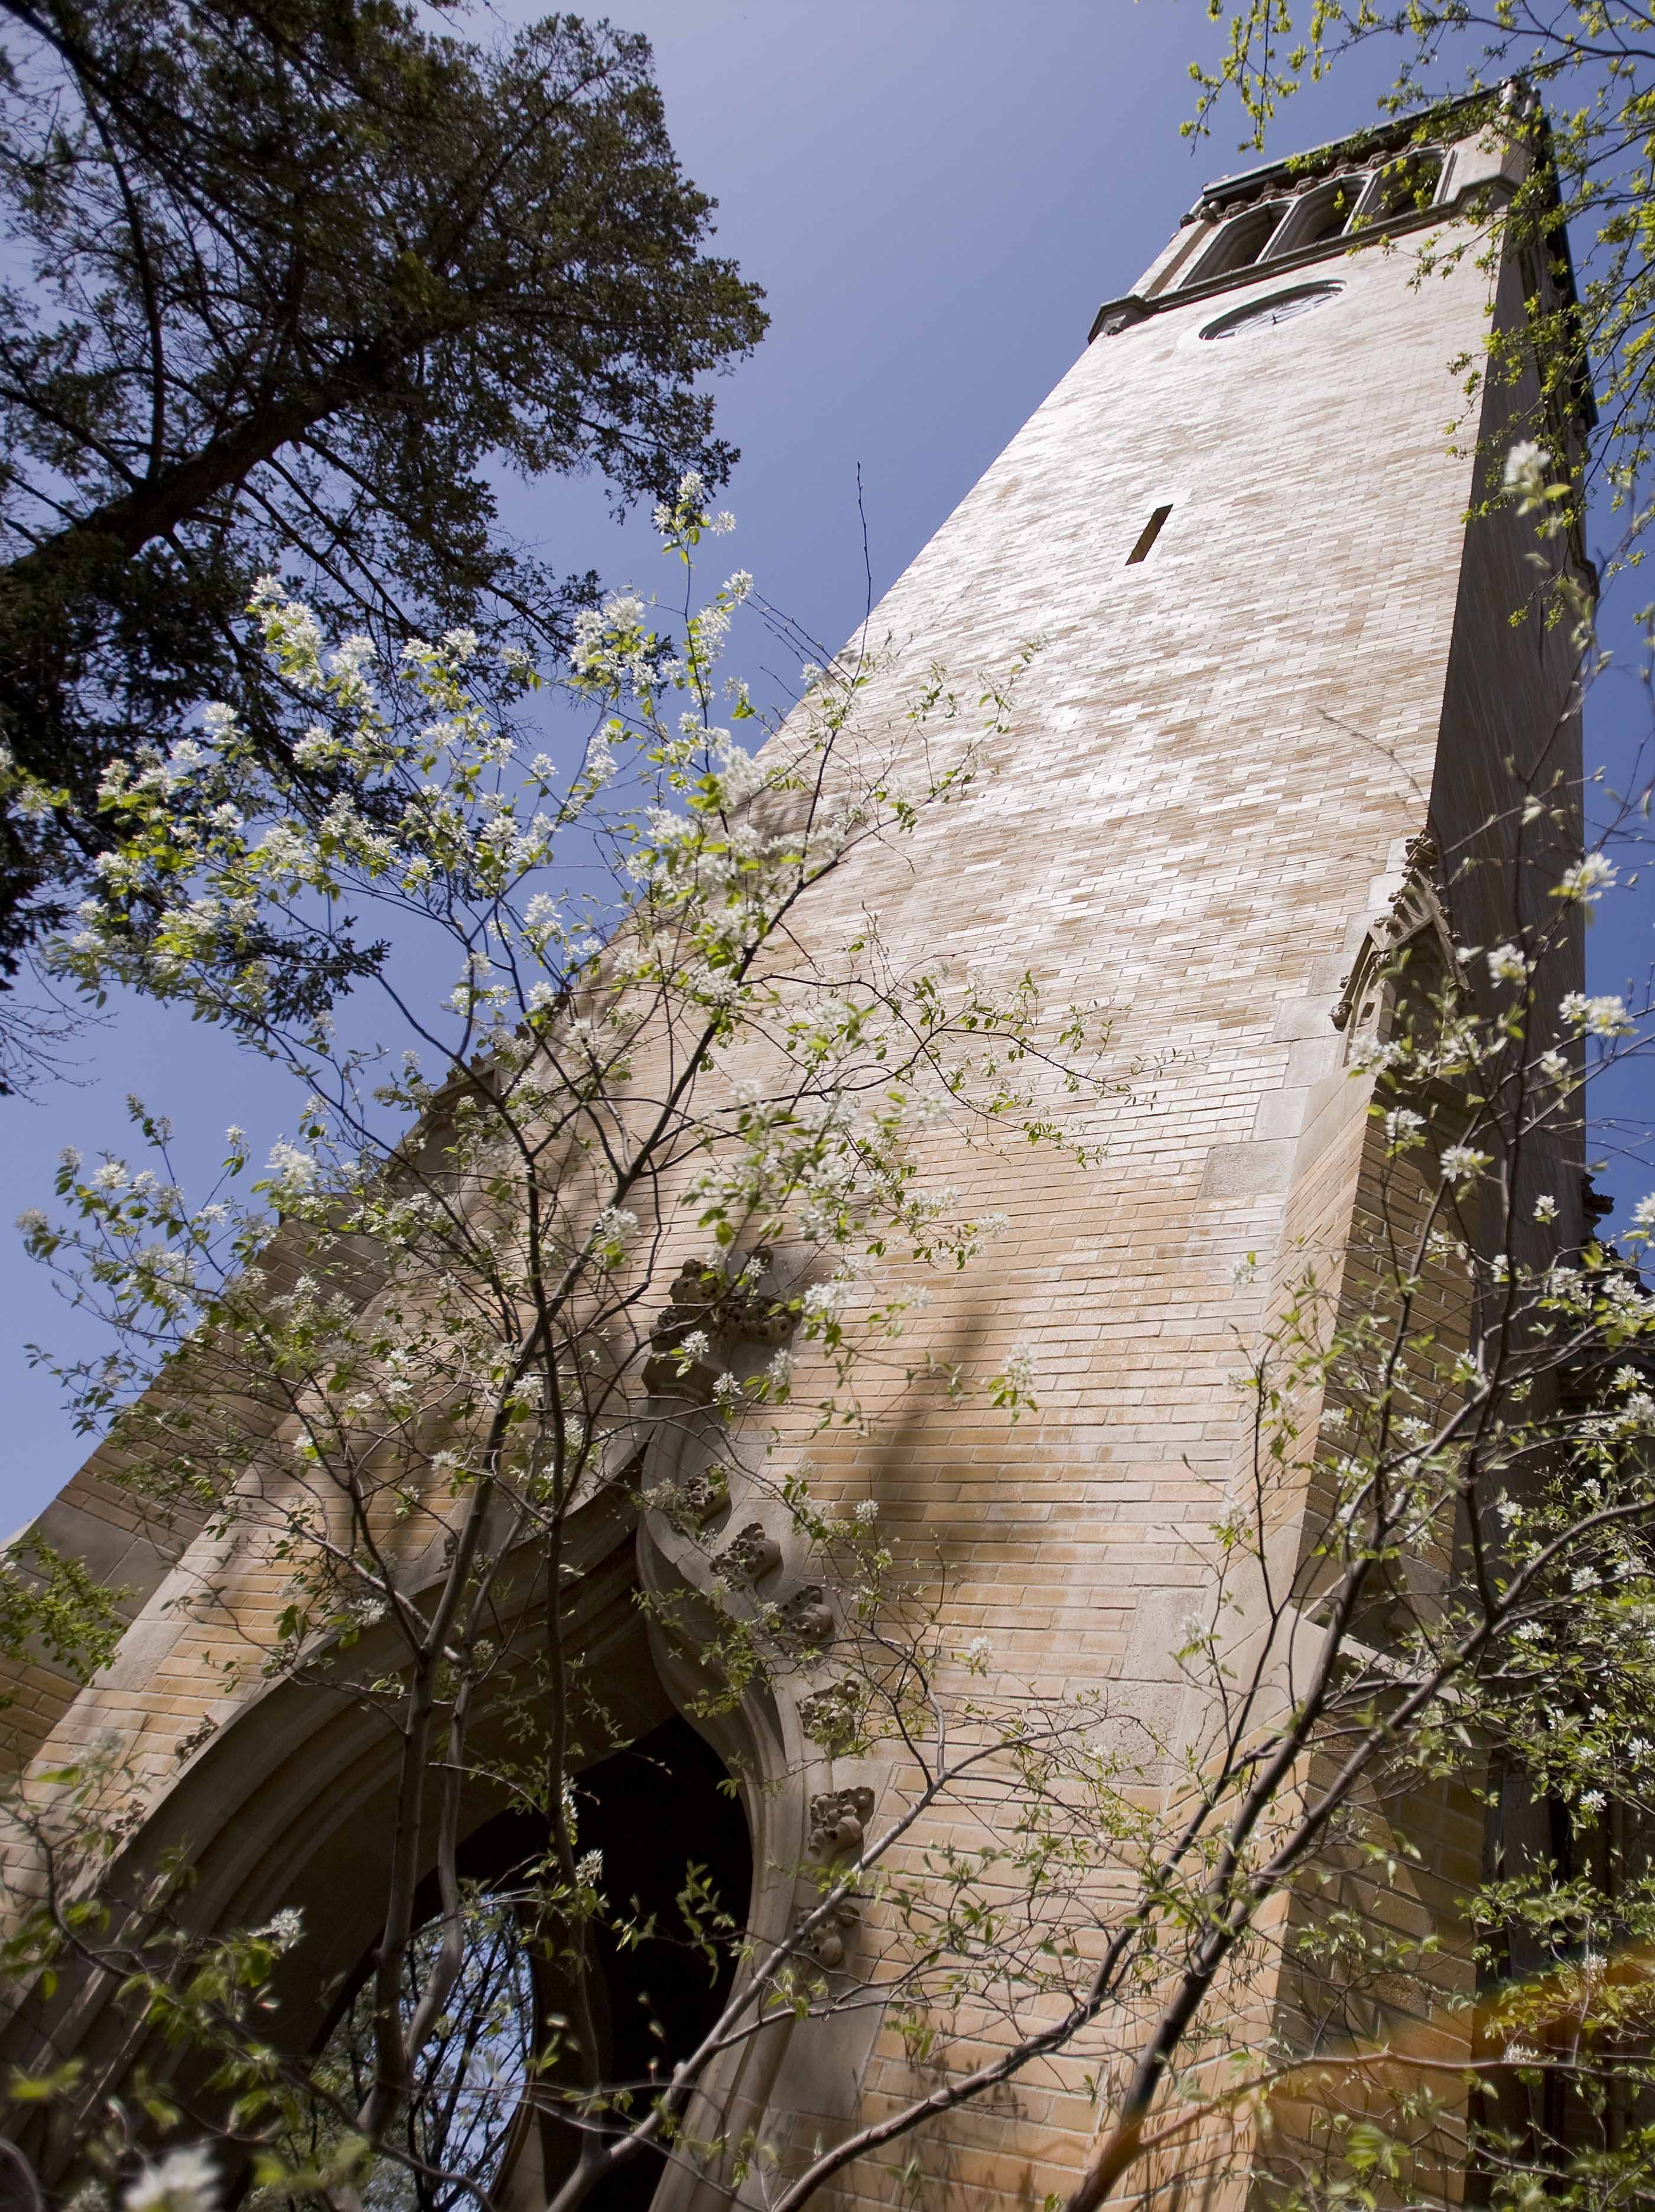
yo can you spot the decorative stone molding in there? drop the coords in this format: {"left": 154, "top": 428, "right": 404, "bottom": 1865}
{"left": 779, "top": 1584, "right": 835, "bottom": 1650}
{"left": 642, "top": 1255, "right": 794, "bottom": 1403}
{"left": 798, "top": 1680, "right": 864, "bottom": 1755}
{"left": 804, "top": 1897, "right": 861, "bottom": 1970}
{"left": 640, "top": 1344, "right": 722, "bottom": 1406}
{"left": 808, "top": 1784, "right": 875, "bottom": 1862}
{"left": 662, "top": 1466, "right": 729, "bottom": 1530}
{"left": 716, "top": 1522, "right": 783, "bottom": 1584}
{"left": 1331, "top": 834, "right": 1465, "bottom": 1049}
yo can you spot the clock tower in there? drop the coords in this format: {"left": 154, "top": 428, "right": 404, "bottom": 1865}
{"left": 699, "top": 84, "right": 1595, "bottom": 2205}
{"left": 0, "top": 90, "right": 1595, "bottom": 2212}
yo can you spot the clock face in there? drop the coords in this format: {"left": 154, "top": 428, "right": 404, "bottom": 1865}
{"left": 1201, "top": 282, "right": 1344, "bottom": 341}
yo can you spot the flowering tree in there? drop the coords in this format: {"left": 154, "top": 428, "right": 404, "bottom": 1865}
{"left": 0, "top": 479, "right": 1118, "bottom": 2211}
{"left": 3, "top": 458, "right": 1655, "bottom": 2212}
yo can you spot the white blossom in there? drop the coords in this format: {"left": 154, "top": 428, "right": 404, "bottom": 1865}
{"left": 1439, "top": 1145, "right": 1491, "bottom": 1186}
{"left": 804, "top": 1276, "right": 856, "bottom": 1320}
{"left": 125, "top": 2148, "right": 219, "bottom": 2212}
{"left": 1560, "top": 991, "right": 1635, "bottom": 1036}
{"left": 1503, "top": 439, "right": 1552, "bottom": 493}
{"left": 265, "top": 1138, "right": 318, "bottom": 1193}
{"left": 258, "top": 1907, "right": 304, "bottom": 1949}
{"left": 1533, "top": 1194, "right": 1559, "bottom": 1224}
{"left": 1555, "top": 853, "right": 1618, "bottom": 903}
{"left": 1000, "top": 1343, "right": 1036, "bottom": 1395}
{"left": 1486, "top": 942, "right": 1531, "bottom": 985}
{"left": 764, "top": 1347, "right": 795, "bottom": 1395}
{"left": 1537, "top": 1048, "right": 1570, "bottom": 1086}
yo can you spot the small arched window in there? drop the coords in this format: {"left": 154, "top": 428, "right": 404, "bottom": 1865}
{"left": 1186, "top": 201, "right": 1287, "bottom": 284}
{"left": 1359, "top": 150, "right": 1445, "bottom": 223}
{"left": 1266, "top": 174, "right": 1365, "bottom": 257}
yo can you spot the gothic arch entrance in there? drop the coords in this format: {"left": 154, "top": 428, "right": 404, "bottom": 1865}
{"left": 2, "top": 1515, "right": 777, "bottom": 2212}
{"left": 313, "top": 1714, "right": 753, "bottom": 2212}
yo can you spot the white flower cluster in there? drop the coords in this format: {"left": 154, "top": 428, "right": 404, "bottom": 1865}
{"left": 591, "top": 1205, "right": 638, "bottom": 1256}
{"left": 1439, "top": 1144, "right": 1490, "bottom": 1187}
{"left": 264, "top": 1138, "right": 318, "bottom": 1196}
{"left": 1000, "top": 1343, "right": 1036, "bottom": 1395}
{"left": 1560, "top": 991, "right": 1635, "bottom": 1037}
{"left": 1383, "top": 1107, "right": 1425, "bottom": 1151}
{"left": 1556, "top": 853, "right": 1618, "bottom": 904}
{"left": 125, "top": 2149, "right": 219, "bottom": 2212}
{"left": 1503, "top": 438, "right": 1552, "bottom": 494}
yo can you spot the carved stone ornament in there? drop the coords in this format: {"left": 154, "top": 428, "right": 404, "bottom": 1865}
{"left": 809, "top": 1784, "right": 876, "bottom": 1862}
{"left": 664, "top": 1466, "right": 729, "bottom": 1531}
{"left": 651, "top": 1255, "right": 793, "bottom": 1352}
{"left": 1331, "top": 834, "right": 1466, "bottom": 1044}
{"left": 642, "top": 1254, "right": 795, "bottom": 1403}
{"left": 640, "top": 1347, "right": 721, "bottom": 1406}
{"left": 798, "top": 1680, "right": 865, "bottom": 1754}
{"left": 716, "top": 1521, "right": 782, "bottom": 1583}
{"left": 804, "top": 1897, "right": 861, "bottom": 1970}
{"left": 780, "top": 1583, "right": 835, "bottom": 1648}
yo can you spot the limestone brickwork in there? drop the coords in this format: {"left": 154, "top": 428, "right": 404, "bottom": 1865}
{"left": 0, "top": 99, "right": 1589, "bottom": 2212}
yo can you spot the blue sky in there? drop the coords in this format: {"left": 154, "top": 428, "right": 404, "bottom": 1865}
{"left": 1, "top": 2, "right": 1637, "bottom": 1532}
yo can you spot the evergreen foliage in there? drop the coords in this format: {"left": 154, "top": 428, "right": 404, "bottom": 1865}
{"left": 0, "top": 0, "right": 766, "bottom": 1074}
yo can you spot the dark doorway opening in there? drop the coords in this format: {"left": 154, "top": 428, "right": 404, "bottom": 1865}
{"left": 316, "top": 1714, "right": 752, "bottom": 2212}
{"left": 565, "top": 1714, "right": 753, "bottom": 2211}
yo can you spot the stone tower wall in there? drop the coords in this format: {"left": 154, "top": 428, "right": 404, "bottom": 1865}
{"left": 0, "top": 111, "right": 1588, "bottom": 2212}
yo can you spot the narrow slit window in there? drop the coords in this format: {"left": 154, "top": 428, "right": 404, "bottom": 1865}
{"left": 1126, "top": 505, "right": 1173, "bottom": 565}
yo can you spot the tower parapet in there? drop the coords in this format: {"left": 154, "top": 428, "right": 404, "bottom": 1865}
{"left": 1093, "top": 83, "right": 1592, "bottom": 444}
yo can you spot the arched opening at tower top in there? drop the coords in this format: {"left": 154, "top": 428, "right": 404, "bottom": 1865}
{"left": 1190, "top": 203, "right": 1282, "bottom": 281}
{"left": 308, "top": 1713, "right": 753, "bottom": 2212}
